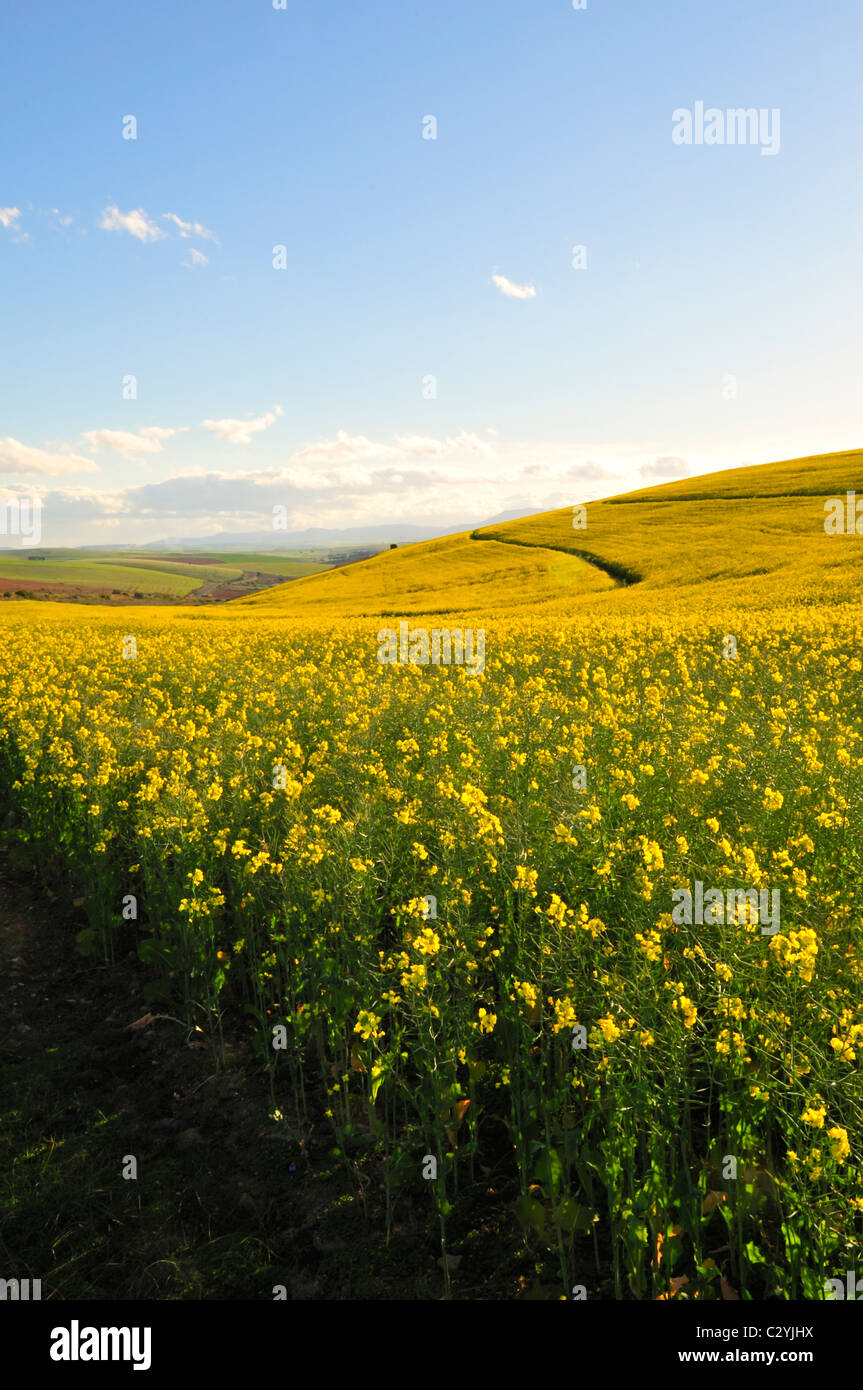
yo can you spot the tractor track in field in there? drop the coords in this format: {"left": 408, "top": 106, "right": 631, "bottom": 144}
{"left": 468, "top": 529, "right": 640, "bottom": 588}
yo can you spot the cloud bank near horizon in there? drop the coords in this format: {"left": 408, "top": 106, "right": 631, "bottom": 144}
{"left": 0, "top": 447, "right": 696, "bottom": 545}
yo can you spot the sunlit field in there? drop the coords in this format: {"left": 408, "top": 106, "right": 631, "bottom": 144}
{"left": 2, "top": 451, "right": 862, "bottom": 1300}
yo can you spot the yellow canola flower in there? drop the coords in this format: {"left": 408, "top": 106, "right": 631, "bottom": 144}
{"left": 412, "top": 925, "right": 441, "bottom": 956}
{"left": 827, "top": 1126, "right": 850, "bottom": 1163}
{"left": 595, "top": 1015, "right": 622, "bottom": 1044}
{"left": 801, "top": 1105, "right": 826, "bottom": 1128}
{"left": 551, "top": 996, "right": 578, "bottom": 1031}
{"left": 511, "top": 979, "right": 539, "bottom": 1011}
{"left": 354, "top": 1010, "right": 385, "bottom": 1041}
{"left": 513, "top": 865, "right": 538, "bottom": 894}
{"left": 671, "top": 995, "right": 698, "bottom": 1027}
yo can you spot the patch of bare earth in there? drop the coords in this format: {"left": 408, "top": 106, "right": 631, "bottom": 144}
{"left": 0, "top": 570, "right": 293, "bottom": 606}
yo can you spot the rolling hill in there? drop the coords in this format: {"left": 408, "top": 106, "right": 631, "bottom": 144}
{"left": 237, "top": 447, "right": 863, "bottom": 618}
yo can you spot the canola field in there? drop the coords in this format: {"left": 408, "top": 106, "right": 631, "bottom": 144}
{"left": 1, "top": 451, "right": 862, "bottom": 1300}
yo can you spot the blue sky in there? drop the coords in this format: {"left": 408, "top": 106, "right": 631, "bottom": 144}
{"left": 1, "top": 0, "right": 861, "bottom": 544}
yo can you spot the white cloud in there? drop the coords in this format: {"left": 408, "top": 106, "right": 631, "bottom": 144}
{"left": 294, "top": 429, "right": 497, "bottom": 466}
{"left": 60, "top": 451, "right": 608, "bottom": 530}
{"left": 13, "top": 443, "right": 761, "bottom": 545}
{"left": 0, "top": 437, "right": 99, "bottom": 475}
{"left": 0, "top": 206, "right": 28, "bottom": 242}
{"left": 393, "top": 434, "right": 445, "bottom": 457}
{"left": 6, "top": 464, "right": 527, "bottom": 543}
{"left": 491, "top": 273, "right": 536, "bottom": 300}
{"left": 638, "top": 455, "right": 691, "bottom": 480}
{"left": 82, "top": 426, "right": 178, "bottom": 458}
{"left": 292, "top": 430, "right": 397, "bottom": 465}
{"left": 182, "top": 247, "right": 208, "bottom": 269}
{"left": 202, "top": 406, "right": 284, "bottom": 445}
{"left": 448, "top": 429, "right": 497, "bottom": 460}
{"left": 162, "top": 212, "right": 217, "bottom": 242}
{"left": 98, "top": 205, "right": 166, "bottom": 243}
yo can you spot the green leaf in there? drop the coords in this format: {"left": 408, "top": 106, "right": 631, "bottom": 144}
{"left": 370, "top": 1061, "right": 386, "bottom": 1102}
{"left": 533, "top": 1147, "right": 564, "bottom": 1194}
{"left": 573, "top": 1205, "right": 597, "bottom": 1233}
{"left": 138, "top": 938, "right": 174, "bottom": 968}
{"left": 516, "top": 1194, "right": 546, "bottom": 1233}
{"left": 554, "top": 1196, "right": 595, "bottom": 1235}
{"left": 573, "top": 1155, "right": 596, "bottom": 1202}
{"left": 554, "top": 1196, "right": 580, "bottom": 1234}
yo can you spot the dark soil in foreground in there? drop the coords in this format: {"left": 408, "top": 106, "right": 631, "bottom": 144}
{"left": 0, "top": 847, "right": 535, "bottom": 1300}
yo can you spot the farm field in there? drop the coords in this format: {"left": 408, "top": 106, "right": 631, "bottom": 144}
{"left": 180, "top": 553, "right": 336, "bottom": 575}
{"left": 0, "top": 558, "right": 202, "bottom": 597}
{"left": 0, "top": 550, "right": 328, "bottom": 604}
{"left": 1, "top": 449, "right": 862, "bottom": 1301}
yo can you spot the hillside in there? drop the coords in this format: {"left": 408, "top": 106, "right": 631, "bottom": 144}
{"left": 235, "top": 532, "right": 616, "bottom": 617}
{"left": 238, "top": 448, "right": 863, "bottom": 617}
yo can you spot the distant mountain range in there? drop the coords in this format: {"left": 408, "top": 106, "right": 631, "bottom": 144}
{"left": 111, "top": 509, "right": 537, "bottom": 551}
{"left": 0, "top": 509, "right": 546, "bottom": 556}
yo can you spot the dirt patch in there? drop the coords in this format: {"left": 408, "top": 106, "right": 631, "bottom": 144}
{"left": 0, "top": 571, "right": 295, "bottom": 607}
{"left": 186, "top": 571, "right": 294, "bottom": 604}
{"left": 0, "top": 844, "right": 523, "bottom": 1299}
{"left": 0, "top": 579, "right": 180, "bottom": 605}
{"left": 0, "top": 578, "right": 116, "bottom": 598}
{"left": 155, "top": 555, "right": 222, "bottom": 564}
